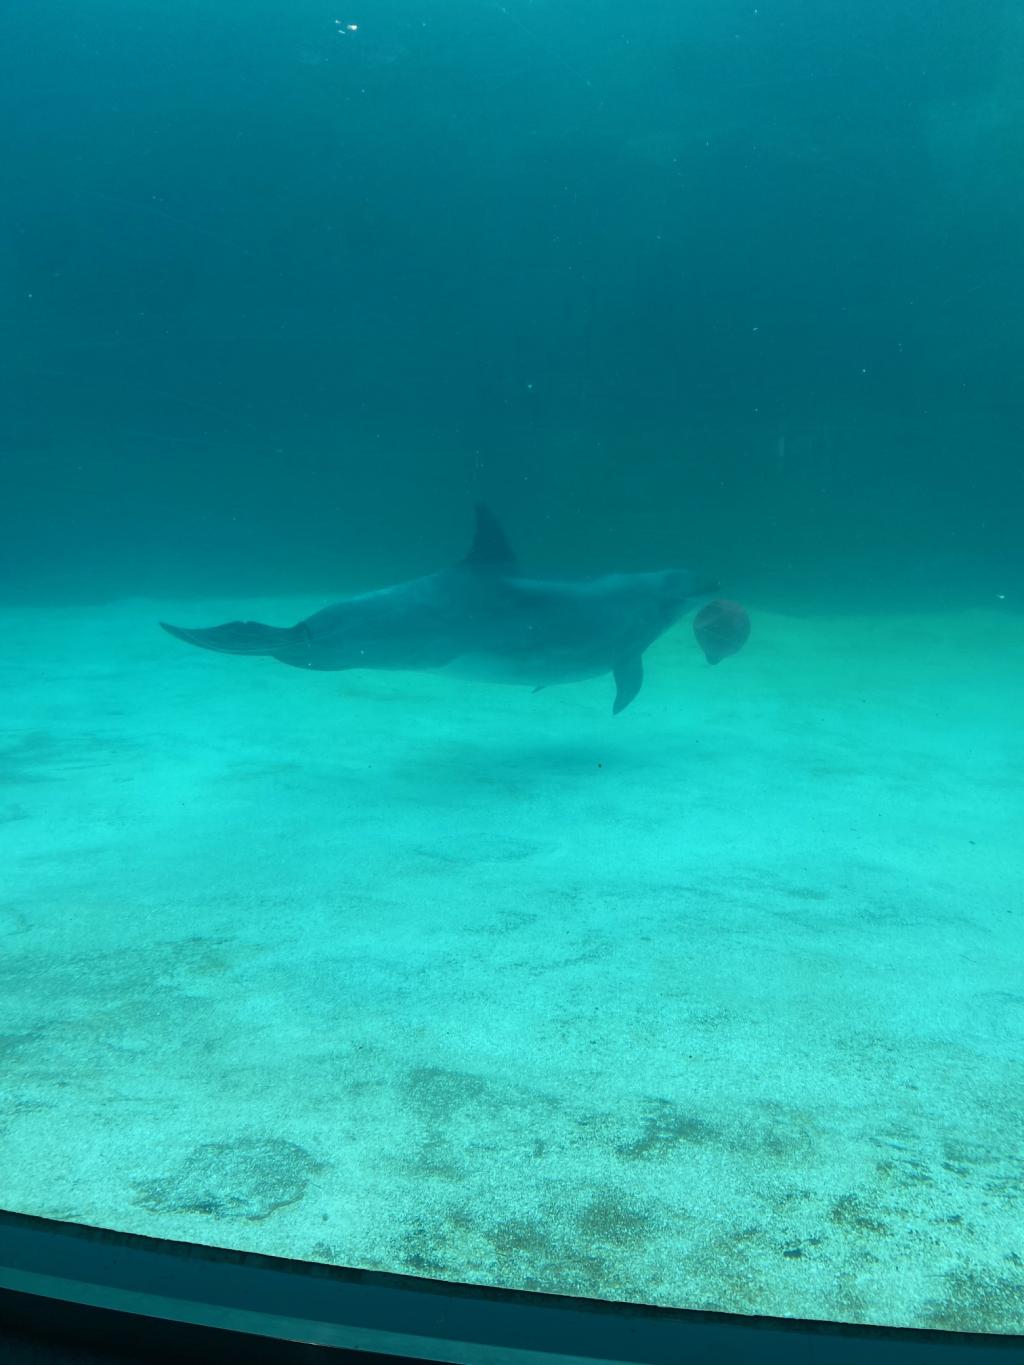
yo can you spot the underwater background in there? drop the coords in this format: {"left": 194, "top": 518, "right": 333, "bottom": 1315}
{"left": 2, "top": 0, "right": 1023, "bottom": 1339}
{"left": 3, "top": 0, "right": 1022, "bottom": 611}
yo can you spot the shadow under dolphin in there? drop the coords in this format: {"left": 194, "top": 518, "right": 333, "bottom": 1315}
{"left": 160, "top": 505, "right": 717, "bottom": 714}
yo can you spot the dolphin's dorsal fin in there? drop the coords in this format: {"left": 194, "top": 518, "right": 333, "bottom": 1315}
{"left": 462, "top": 503, "right": 516, "bottom": 568}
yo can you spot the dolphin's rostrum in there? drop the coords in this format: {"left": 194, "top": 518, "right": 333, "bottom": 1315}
{"left": 160, "top": 506, "right": 716, "bottom": 713}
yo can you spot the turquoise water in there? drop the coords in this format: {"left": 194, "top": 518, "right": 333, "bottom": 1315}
{"left": 1, "top": 0, "right": 1022, "bottom": 1335}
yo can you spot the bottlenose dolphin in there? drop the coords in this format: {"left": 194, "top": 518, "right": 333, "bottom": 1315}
{"left": 160, "top": 506, "right": 716, "bottom": 713}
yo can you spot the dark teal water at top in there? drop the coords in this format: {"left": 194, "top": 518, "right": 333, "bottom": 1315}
{"left": 2, "top": 0, "right": 1021, "bottom": 612}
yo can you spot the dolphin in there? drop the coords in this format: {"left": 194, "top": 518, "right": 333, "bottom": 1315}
{"left": 160, "top": 506, "right": 717, "bottom": 713}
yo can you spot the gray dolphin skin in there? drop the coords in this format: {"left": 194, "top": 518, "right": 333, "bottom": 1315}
{"left": 160, "top": 506, "right": 717, "bottom": 713}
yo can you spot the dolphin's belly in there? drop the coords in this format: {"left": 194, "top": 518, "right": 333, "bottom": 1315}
{"left": 437, "top": 649, "right": 611, "bottom": 688}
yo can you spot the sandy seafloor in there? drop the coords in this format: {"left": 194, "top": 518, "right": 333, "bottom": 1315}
{"left": 1, "top": 595, "right": 1022, "bottom": 1335}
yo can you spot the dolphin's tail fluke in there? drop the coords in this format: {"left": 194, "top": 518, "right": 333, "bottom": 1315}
{"left": 160, "top": 619, "right": 310, "bottom": 660}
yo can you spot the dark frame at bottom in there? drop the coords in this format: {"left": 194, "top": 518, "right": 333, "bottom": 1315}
{"left": 1, "top": 1210, "right": 1022, "bottom": 1364}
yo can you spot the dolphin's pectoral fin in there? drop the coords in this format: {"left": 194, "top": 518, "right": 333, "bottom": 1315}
{"left": 462, "top": 503, "right": 516, "bottom": 568}
{"left": 160, "top": 619, "right": 310, "bottom": 659}
{"left": 612, "top": 654, "right": 644, "bottom": 714}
